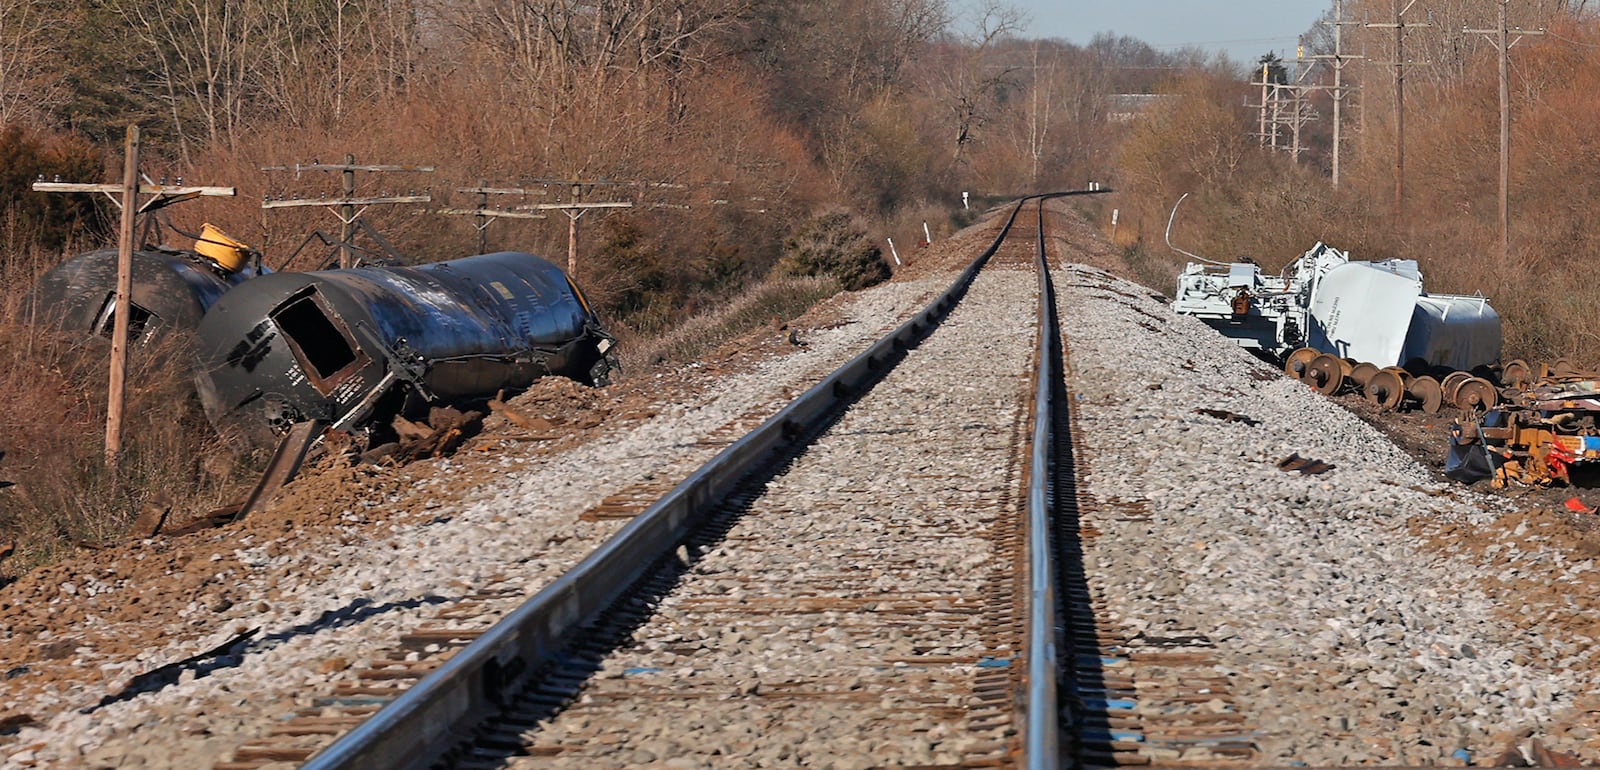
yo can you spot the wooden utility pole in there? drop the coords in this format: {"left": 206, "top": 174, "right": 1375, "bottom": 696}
{"left": 261, "top": 157, "right": 434, "bottom": 268}
{"left": 1465, "top": 1, "right": 1544, "bottom": 263}
{"left": 107, "top": 126, "right": 139, "bottom": 468}
{"left": 1393, "top": 0, "right": 1405, "bottom": 222}
{"left": 439, "top": 181, "right": 549, "bottom": 254}
{"left": 31, "top": 125, "right": 236, "bottom": 467}
{"left": 1308, "top": 0, "right": 1365, "bottom": 186}
{"left": 1367, "top": 0, "right": 1428, "bottom": 227}
{"left": 508, "top": 179, "right": 635, "bottom": 277}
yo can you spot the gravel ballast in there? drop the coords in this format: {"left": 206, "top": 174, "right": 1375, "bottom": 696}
{"left": 1056, "top": 263, "right": 1598, "bottom": 765}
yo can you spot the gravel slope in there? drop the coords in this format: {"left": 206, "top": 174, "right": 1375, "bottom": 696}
{"left": 1056, "top": 262, "right": 1600, "bottom": 765}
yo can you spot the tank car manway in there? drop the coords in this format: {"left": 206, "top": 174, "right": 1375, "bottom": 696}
{"left": 266, "top": 195, "right": 1094, "bottom": 770}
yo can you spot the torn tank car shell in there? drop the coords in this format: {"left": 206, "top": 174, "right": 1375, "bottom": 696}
{"left": 29, "top": 224, "right": 265, "bottom": 343}
{"left": 192, "top": 251, "right": 617, "bottom": 448}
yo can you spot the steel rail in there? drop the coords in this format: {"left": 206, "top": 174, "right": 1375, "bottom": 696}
{"left": 300, "top": 199, "right": 1036, "bottom": 770}
{"left": 1021, "top": 188, "right": 1113, "bottom": 768}
{"left": 1025, "top": 193, "right": 1065, "bottom": 768}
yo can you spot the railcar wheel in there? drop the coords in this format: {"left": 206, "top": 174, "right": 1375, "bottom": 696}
{"left": 1306, "top": 353, "right": 1345, "bottom": 396}
{"left": 1441, "top": 371, "right": 1473, "bottom": 406}
{"left": 1501, "top": 359, "right": 1530, "bottom": 389}
{"left": 1349, "top": 362, "right": 1380, "bottom": 390}
{"left": 1366, "top": 369, "right": 1405, "bottom": 410}
{"left": 1407, "top": 375, "right": 1444, "bottom": 414}
{"left": 1284, "top": 347, "right": 1319, "bottom": 381}
{"left": 1454, "top": 377, "right": 1499, "bottom": 413}
{"left": 1381, "top": 365, "right": 1413, "bottom": 387}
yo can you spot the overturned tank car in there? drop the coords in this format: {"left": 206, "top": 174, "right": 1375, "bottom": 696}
{"left": 1173, "top": 242, "right": 1501, "bottom": 372}
{"left": 193, "top": 251, "right": 617, "bottom": 448}
{"left": 30, "top": 224, "right": 264, "bottom": 343}
{"left": 1174, "top": 243, "right": 1504, "bottom": 414}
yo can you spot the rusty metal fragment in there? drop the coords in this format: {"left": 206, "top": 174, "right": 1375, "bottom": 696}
{"left": 1277, "top": 453, "right": 1335, "bottom": 475}
{"left": 1192, "top": 408, "right": 1260, "bottom": 426}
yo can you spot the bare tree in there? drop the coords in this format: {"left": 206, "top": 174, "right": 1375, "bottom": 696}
{"left": 452, "top": 0, "right": 755, "bottom": 103}
{"left": 932, "top": 0, "right": 1025, "bottom": 167}
{"left": 0, "top": 0, "right": 66, "bottom": 127}
{"left": 106, "top": 0, "right": 268, "bottom": 160}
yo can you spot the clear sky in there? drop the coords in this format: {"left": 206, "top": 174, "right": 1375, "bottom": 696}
{"left": 1003, "top": 0, "right": 1335, "bottom": 65}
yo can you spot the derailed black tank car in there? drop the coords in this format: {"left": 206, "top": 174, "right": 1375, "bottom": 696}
{"left": 193, "top": 251, "right": 616, "bottom": 448}
{"left": 31, "top": 241, "right": 264, "bottom": 343}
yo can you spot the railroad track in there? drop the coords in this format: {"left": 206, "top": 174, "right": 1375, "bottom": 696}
{"left": 206, "top": 194, "right": 1091, "bottom": 770}
{"left": 11, "top": 196, "right": 1599, "bottom": 768}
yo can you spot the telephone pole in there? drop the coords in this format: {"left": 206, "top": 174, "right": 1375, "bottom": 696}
{"left": 31, "top": 126, "right": 236, "bottom": 466}
{"left": 261, "top": 156, "right": 434, "bottom": 268}
{"left": 1307, "top": 0, "right": 1365, "bottom": 186}
{"left": 1464, "top": 1, "right": 1544, "bottom": 263}
{"left": 439, "top": 181, "right": 549, "bottom": 255}
{"left": 1367, "top": 0, "right": 1428, "bottom": 227}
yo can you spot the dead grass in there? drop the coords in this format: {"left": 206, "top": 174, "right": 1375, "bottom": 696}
{"left": 619, "top": 274, "right": 841, "bottom": 369}
{"left": 0, "top": 242, "right": 253, "bottom": 578}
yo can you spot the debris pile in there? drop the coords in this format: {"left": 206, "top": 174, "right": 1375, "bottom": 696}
{"left": 1448, "top": 359, "right": 1600, "bottom": 487}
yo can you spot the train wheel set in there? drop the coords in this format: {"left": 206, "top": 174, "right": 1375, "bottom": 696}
{"left": 1282, "top": 345, "right": 1600, "bottom": 488}
{"left": 1282, "top": 346, "right": 1498, "bottom": 415}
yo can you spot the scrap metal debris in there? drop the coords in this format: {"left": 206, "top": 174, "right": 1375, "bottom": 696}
{"left": 1193, "top": 407, "right": 1261, "bottom": 426}
{"left": 84, "top": 627, "right": 259, "bottom": 712}
{"left": 1278, "top": 453, "right": 1335, "bottom": 475}
{"left": 1449, "top": 361, "right": 1600, "bottom": 487}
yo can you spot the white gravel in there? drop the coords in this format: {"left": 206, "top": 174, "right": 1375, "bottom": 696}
{"left": 1056, "top": 264, "right": 1596, "bottom": 765}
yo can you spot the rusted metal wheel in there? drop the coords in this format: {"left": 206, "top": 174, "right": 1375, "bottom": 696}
{"left": 1284, "top": 347, "right": 1319, "bottom": 381}
{"left": 1366, "top": 369, "right": 1405, "bottom": 410}
{"left": 1441, "top": 371, "right": 1473, "bottom": 406}
{"left": 1380, "top": 365, "right": 1413, "bottom": 387}
{"left": 1454, "top": 377, "right": 1499, "bottom": 412}
{"left": 1552, "top": 358, "right": 1581, "bottom": 379}
{"left": 1349, "top": 361, "right": 1381, "bottom": 390}
{"left": 1501, "top": 358, "right": 1531, "bottom": 389}
{"left": 1306, "top": 353, "right": 1345, "bottom": 396}
{"left": 1407, "top": 375, "right": 1444, "bottom": 414}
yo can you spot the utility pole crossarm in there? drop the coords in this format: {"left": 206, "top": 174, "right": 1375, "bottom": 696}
{"left": 31, "top": 182, "right": 237, "bottom": 196}
{"left": 261, "top": 194, "right": 432, "bottom": 209}
{"left": 518, "top": 202, "right": 634, "bottom": 212}
{"left": 437, "top": 208, "right": 548, "bottom": 219}
{"left": 33, "top": 181, "right": 236, "bottom": 213}
{"left": 260, "top": 163, "right": 436, "bottom": 173}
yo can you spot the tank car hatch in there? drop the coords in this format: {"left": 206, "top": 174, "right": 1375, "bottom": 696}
{"left": 90, "top": 291, "right": 157, "bottom": 343}
{"left": 268, "top": 287, "right": 370, "bottom": 396}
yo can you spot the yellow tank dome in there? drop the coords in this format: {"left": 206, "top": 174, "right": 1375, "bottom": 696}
{"left": 196, "top": 223, "right": 250, "bottom": 273}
